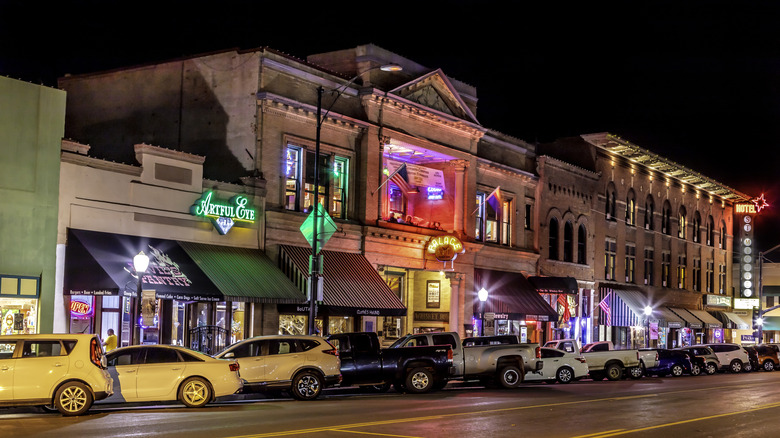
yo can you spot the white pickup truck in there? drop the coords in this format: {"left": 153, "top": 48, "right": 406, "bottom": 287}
{"left": 544, "top": 339, "right": 643, "bottom": 381}
{"left": 390, "top": 332, "right": 542, "bottom": 388}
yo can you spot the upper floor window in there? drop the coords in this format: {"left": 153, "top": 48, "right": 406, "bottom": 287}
{"left": 677, "top": 253, "right": 687, "bottom": 288}
{"left": 662, "top": 252, "right": 671, "bottom": 287}
{"left": 706, "top": 261, "right": 714, "bottom": 293}
{"left": 605, "top": 184, "right": 617, "bottom": 221}
{"left": 563, "top": 221, "right": 574, "bottom": 262}
{"left": 692, "top": 258, "right": 701, "bottom": 291}
{"left": 549, "top": 217, "right": 559, "bottom": 260}
{"left": 692, "top": 212, "right": 701, "bottom": 243}
{"left": 285, "top": 144, "right": 349, "bottom": 218}
{"left": 644, "top": 248, "right": 654, "bottom": 286}
{"left": 706, "top": 216, "right": 715, "bottom": 246}
{"left": 625, "top": 245, "right": 636, "bottom": 283}
{"left": 626, "top": 190, "right": 636, "bottom": 226}
{"left": 476, "top": 190, "right": 511, "bottom": 245}
{"left": 525, "top": 204, "right": 532, "bottom": 230}
{"left": 605, "top": 240, "right": 616, "bottom": 280}
{"left": 718, "top": 264, "right": 726, "bottom": 293}
{"left": 719, "top": 220, "right": 727, "bottom": 248}
{"left": 577, "top": 224, "right": 587, "bottom": 264}
{"left": 285, "top": 146, "right": 302, "bottom": 211}
{"left": 662, "top": 201, "right": 672, "bottom": 235}
{"left": 644, "top": 195, "right": 655, "bottom": 230}
{"left": 678, "top": 207, "right": 687, "bottom": 239}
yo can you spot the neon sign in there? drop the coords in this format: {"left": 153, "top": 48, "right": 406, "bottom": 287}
{"left": 426, "top": 235, "right": 465, "bottom": 262}
{"left": 191, "top": 191, "right": 256, "bottom": 234}
{"left": 427, "top": 187, "right": 444, "bottom": 200}
{"left": 735, "top": 194, "right": 770, "bottom": 215}
{"left": 70, "top": 299, "right": 93, "bottom": 317}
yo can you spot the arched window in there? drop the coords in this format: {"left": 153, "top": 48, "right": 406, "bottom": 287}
{"left": 549, "top": 218, "right": 559, "bottom": 260}
{"left": 644, "top": 195, "right": 655, "bottom": 230}
{"left": 577, "top": 224, "right": 587, "bottom": 264}
{"left": 707, "top": 216, "right": 715, "bottom": 246}
{"left": 563, "top": 221, "right": 574, "bottom": 262}
{"left": 662, "top": 200, "right": 672, "bottom": 235}
{"left": 719, "top": 220, "right": 727, "bottom": 248}
{"left": 605, "top": 183, "right": 617, "bottom": 221}
{"left": 626, "top": 189, "right": 636, "bottom": 226}
{"left": 678, "top": 206, "right": 687, "bottom": 239}
{"left": 692, "top": 212, "right": 701, "bottom": 243}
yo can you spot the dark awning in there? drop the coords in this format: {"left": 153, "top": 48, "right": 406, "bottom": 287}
{"left": 178, "top": 241, "right": 305, "bottom": 304}
{"left": 668, "top": 307, "right": 703, "bottom": 329}
{"left": 528, "top": 276, "right": 579, "bottom": 294}
{"left": 65, "top": 229, "right": 223, "bottom": 301}
{"left": 763, "top": 286, "right": 780, "bottom": 296}
{"left": 687, "top": 309, "right": 722, "bottom": 328}
{"left": 474, "top": 268, "right": 558, "bottom": 321}
{"left": 278, "top": 245, "right": 406, "bottom": 316}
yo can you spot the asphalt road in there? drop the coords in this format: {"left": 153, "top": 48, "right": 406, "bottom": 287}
{"left": 2, "top": 371, "right": 779, "bottom": 438}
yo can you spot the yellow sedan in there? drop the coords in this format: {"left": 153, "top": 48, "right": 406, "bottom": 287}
{"left": 105, "top": 345, "right": 242, "bottom": 407}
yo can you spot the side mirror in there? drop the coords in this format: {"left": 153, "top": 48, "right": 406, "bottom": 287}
{"left": 222, "top": 352, "right": 235, "bottom": 359}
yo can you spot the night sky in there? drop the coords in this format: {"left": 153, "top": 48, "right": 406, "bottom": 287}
{"left": 2, "top": 0, "right": 779, "bottom": 253}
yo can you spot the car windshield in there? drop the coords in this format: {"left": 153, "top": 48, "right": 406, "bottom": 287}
{"left": 388, "top": 336, "right": 411, "bottom": 348}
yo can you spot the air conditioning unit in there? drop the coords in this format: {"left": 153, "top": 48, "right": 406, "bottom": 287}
{"left": 662, "top": 280, "right": 667, "bottom": 287}
{"left": 645, "top": 224, "right": 650, "bottom": 230}
{"left": 644, "top": 278, "right": 648, "bottom": 285}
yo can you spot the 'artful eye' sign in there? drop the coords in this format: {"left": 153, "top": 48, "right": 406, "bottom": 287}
{"left": 191, "top": 191, "right": 256, "bottom": 235}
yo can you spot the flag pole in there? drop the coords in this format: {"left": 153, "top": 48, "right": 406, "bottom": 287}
{"left": 372, "top": 162, "right": 406, "bottom": 195}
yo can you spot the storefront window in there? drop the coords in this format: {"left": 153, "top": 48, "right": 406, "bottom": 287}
{"left": 100, "top": 296, "right": 120, "bottom": 345}
{"left": 279, "top": 314, "right": 307, "bottom": 335}
{"left": 329, "top": 317, "right": 351, "bottom": 335}
{"left": 231, "top": 302, "right": 245, "bottom": 343}
{"left": 69, "top": 296, "right": 94, "bottom": 335}
{"left": 1, "top": 298, "right": 38, "bottom": 335}
{"left": 172, "top": 300, "right": 185, "bottom": 346}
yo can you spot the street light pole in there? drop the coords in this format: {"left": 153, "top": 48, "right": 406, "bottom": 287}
{"left": 132, "top": 251, "right": 149, "bottom": 345}
{"left": 644, "top": 306, "right": 653, "bottom": 348}
{"left": 307, "top": 64, "right": 403, "bottom": 336}
{"left": 478, "top": 288, "right": 488, "bottom": 336}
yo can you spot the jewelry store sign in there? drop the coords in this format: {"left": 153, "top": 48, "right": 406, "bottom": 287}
{"left": 191, "top": 191, "right": 256, "bottom": 235}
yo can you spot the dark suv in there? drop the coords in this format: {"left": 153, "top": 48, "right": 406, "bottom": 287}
{"left": 644, "top": 349, "right": 693, "bottom": 377}
{"left": 677, "top": 346, "right": 720, "bottom": 375}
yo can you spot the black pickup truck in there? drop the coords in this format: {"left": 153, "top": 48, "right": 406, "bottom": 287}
{"left": 327, "top": 332, "right": 453, "bottom": 394}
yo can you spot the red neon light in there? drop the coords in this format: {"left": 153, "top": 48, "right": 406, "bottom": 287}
{"left": 753, "top": 194, "right": 769, "bottom": 213}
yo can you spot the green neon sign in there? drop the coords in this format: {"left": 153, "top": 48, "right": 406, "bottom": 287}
{"left": 190, "top": 191, "right": 255, "bottom": 234}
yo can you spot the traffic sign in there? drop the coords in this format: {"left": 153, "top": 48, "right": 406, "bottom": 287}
{"left": 299, "top": 203, "right": 337, "bottom": 252}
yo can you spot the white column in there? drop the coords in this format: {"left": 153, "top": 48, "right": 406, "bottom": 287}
{"left": 449, "top": 160, "right": 469, "bottom": 233}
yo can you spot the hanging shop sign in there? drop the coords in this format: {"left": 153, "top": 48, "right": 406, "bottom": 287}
{"left": 705, "top": 294, "right": 732, "bottom": 307}
{"left": 426, "top": 235, "right": 465, "bottom": 262}
{"left": 191, "top": 191, "right": 256, "bottom": 235}
{"left": 386, "top": 159, "right": 446, "bottom": 190}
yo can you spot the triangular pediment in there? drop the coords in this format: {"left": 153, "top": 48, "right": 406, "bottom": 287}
{"left": 391, "top": 69, "right": 478, "bottom": 124}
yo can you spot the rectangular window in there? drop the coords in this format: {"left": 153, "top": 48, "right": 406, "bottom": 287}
{"left": 304, "top": 151, "right": 330, "bottom": 214}
{"left": 662, "top": 252, "right": 671, "bottom": 287}
{"left": 718, "top": 264, "right": 726, "bottom": 293}
{"left": 285, "top": 146, "right": 301, "bottom": 211}
{"left": 332, "top": 157, "right": 348, "bottom": 219}
{"left": 501, "top": 200, "right": 511, "bottom": 246}
{"left": 525, "top": 204, "right": 532, "bottom": 230}
{"left": 605, "top": 240, "right": 616, "bottom": 280}
{"left": 626, "top": 198, "right": 635, "bottom": 226}
{"left": 678, "top": 254, "right": 687, "bottom": 289}
{"left": 485, "top": 196, "right": 498, "bottom": 243}
{"left": 426, "top": 280, "right": 441, "bottom": 309}
{"left": 706, "top": 261, "right": 714, "bottom": 293}
{"left": 625, "top": 245, "right": 636, "bottom": 283}
{"left": 644, "top": 248, "right": 654, "bottom": 286}
{"left": 475, "top": 193, "right": 485, "bottom": 241}
{"left": 693, "top": 258, "right": 701, "bottom": 291}
{"left": 476, "top": 190, "right": 511, "bottom": 245}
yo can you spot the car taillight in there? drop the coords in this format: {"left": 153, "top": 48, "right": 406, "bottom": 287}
{"left": 448, "top": 348, "right": 453, "bottom": 363}
{"left": 229, "top": 362, "right": 240, "bottom": 372}
{"left": 536, "top": 346, "right": 541, "bottom": 359}
{"left": 90, "top": 338, "right": 103, "bottom": 368}
{"left": 323, "top": 348, "right": 339, "bottom": 357}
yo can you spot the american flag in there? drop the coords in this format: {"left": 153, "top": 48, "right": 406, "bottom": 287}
{"left": 598, "top": 292, "right": 611, "bottom": 326}
{"left": 389, "top": 163, "right": 415, "bottom": 194}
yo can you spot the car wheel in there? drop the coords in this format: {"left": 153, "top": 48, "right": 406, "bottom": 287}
{"left": 605, "top": 364, "right": 623, "bottom": 381}
{"left": 497, "top": 365, "right": 523, "bottom": 388}
{"left": 764, "top": 361, "right": 775, "bottom": 372}
{"left": 690, "top": 363, "right": 701, "bottom": 376}
{"left": 405, "top": 367, "right": 434, "bottom": 393}
{"left": 179, "top": 377, "right": 211, "bottom": 408}
{"left": 628, "top": 366, "right": 643, "bottom": 379}
{"left": 291, "top": 370, "right": 323, "bottom": 400}
{"left": 556, "top": 366, "right": 574, "bottom": 384}
{"left": 54, "top": 382, "right": 93, "bottom": 416}
{"left": 670, "top": 364, "right": 684, "bottom": 377}
{"left": 729, "top": 360, "right": 742, "bottom": 373}
{"left": 706, "top": 363, "right": 718, "bottom": 375}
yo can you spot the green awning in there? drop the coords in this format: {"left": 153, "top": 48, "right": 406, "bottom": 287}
{"left": 178, "top": 241, "right": 305, "bottom": 303}
{"left": 763, "top": 286, "right": 780, "bottom": 296}
{"left": 762, "top": 316, "right": 780, "bottom": 331}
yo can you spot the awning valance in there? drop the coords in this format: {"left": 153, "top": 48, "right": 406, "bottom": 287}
{"left": 278, "top": 245, "right": 406, "bottom": 316}
{"left": 687, "top": 309, "right": 722, "bottom": 328}
{"left": 528, "top": 276, "right": 579, "bottom": 294}
{"left": 717, "top": 311, "right": 752, "bottom": 330}
{"left": 474, "top": 268, "right": 558, "bottom": 321}
{"left": 668, "top": 307, "right": 703, "bottom": 329}
{"left": 761, "top": 316, "right": 780, "bottom": 331}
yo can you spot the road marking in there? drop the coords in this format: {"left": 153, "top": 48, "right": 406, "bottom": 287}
{"left": 570, "top": 401, "right": 780, "bottom": 437}
{"left": 330, "top": 429, "right": 422, "bottom": 438}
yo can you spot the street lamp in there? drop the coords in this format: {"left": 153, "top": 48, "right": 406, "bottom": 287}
{"left": 643, "top": 306, "right": 653, "bottom": 348}
{"left": 478, "top": 288, "right": 489, "bottom": 336}
{"left": 133, "top": 251, "right": 149, "bottom": 345}
{"left": 758, "top": 242, "right": 780, "bottom": 344}
{"left": 307, "top": 63, "right": 403, "bottom": 336}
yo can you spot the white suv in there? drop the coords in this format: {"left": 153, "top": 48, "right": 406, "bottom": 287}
{"left": 697, "top": 343, "right": 750, "bottom": 373}
{"left": 216, "top": 335, "right": 340, "bottom": 400}
{"left": 0, "top": 334, "right": 113, "bottom": 415}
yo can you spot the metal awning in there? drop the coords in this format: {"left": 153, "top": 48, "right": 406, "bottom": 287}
{"left": 668, "top": 307, "right": 703, "bottom": 329}
{"left": 278, "top": 245, "right": 406, "bottom": 316}
{"left": 721, "top": 312, "right": 752, "bottom": 330}
{"left": 178, "top": 241, "right": 304, "bottom": 304}
{"left": 474, "top": 268, "right": 558, "bottom": 321}
{"left": 528, "top": 276, "right": 579, "bottom": 294}
{"left": 65, "top": 229, "right": 223, "bottom": 301}
{"left": 687, "top": 309, "right": 722, "bottom": 328}
{"left": 653, "top": 307, "right": 684, "bottom": 329}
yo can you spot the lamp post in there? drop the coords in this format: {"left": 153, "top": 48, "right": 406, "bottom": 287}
{"left": 132, "top": 251, "right": 150, "bottom": 345}
{"left": 478, "top": 288, "right": 489, "bottom": 336}
{"left": 758, "top": 243, "right": 780, "bottom": 344}
{"left": 307, "top": 63, "right": 403, "bottom": 336}
{"left": 643, "top": 306, "right": 653, "bottom": 348}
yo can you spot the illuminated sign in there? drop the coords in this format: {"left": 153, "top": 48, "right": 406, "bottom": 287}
{"left": 70, "top": 298, "right": 93, "bottom": 317}
{"left": 427, "top": 187, "right": 444, "bottom": 200}
{"left": 735, "top": 194, "right": 770, "bottom": 215}
{"left": 191, "top": 191, "right": 256, "bottom": 235}
{"left": 734, "top": 298, "right": 759, "bottom": 310}
{"left": 426, "top": 235, "right": 465, "bottom": 262}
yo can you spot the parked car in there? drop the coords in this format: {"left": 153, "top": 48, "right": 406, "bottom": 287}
{"left": 0, "top": 334, "right": 113, "bottom": 416}
{"left": 677, "top": 346, "right": 720, "bottom": 375}
{"left": 389, "top": 332, "right": 542, "bottom": 388}
{"left": 463, "top": 335, "right": 520, "bottom": 346}
{"left": 638, "top": 348, "right": 660, "bottom": 373}
{"left": 643, "top": 349, "right": 693, "bottom": 377}
{"left": 105, "top": 344, "right": 242, "bottom": 407}
{"left": 327, "top": 332, "right": 452, "bottom": 393}
{"left": 524, "top": 347, "right": 588, "bottom": 384}
{"left": 215, "top": 335, "right": 340, "bottom": 400}
{"left": 546, "top": 340, "right": 642, "bottom": 381}
{"left": 696, "top": 343, "right": 750, "bottom": 373}
{"left": 754, "top": 344, "right": 780, "bottom": 371}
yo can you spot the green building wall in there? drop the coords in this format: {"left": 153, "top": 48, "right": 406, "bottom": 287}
{"left": 0, "top": 77, "right": 65, "bottom": 333}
